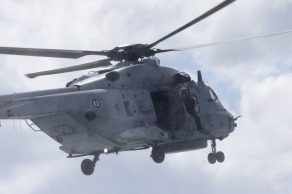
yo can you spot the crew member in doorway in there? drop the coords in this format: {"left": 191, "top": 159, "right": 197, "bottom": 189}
{"left": 181, "top": 88, "right": 208, "bottom": 135}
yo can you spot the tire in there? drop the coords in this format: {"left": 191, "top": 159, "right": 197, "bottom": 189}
{"left": 216, "top": 151, "right": 225, "bottom": 163}
{"left": 81, "top": 159, "right": 95, "bottom": 175}
{"left": 151, "top": 147, "right": 165, "bottom": 163}
{"left": 208, "top": 153, "right": 216, "bottom": 164}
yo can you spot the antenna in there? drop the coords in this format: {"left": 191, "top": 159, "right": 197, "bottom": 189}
{"left": 198, "top": 71, "right": 203, "bottom": 82}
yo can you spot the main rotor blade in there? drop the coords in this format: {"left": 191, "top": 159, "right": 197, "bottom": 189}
{"left": 154, "top": 29, "right": 292, "bottom": 53}
{"left": 26, "top": 59, "right": 112, "bottom": 78}
{"left": 0, "top": 46, "right": 107, "bottom": 59}
{"left": 147, "top": 0, "right": 236, "bottom": 49}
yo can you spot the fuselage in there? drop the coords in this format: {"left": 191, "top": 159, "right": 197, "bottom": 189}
{"left": 0, "top": 59, "right": 236, "bottom": 155}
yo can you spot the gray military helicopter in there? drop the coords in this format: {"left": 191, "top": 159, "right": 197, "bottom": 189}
{"left": 0, "top": 0, "right": 289, "bottom": 175}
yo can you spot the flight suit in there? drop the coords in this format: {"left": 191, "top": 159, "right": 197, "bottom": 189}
{"left": 181, "top": 88, "right": 204, "bottom": 132}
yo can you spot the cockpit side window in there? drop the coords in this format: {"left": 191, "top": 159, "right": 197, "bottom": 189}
{"left": 209, "top": 89, "right": 225, "bottom": 110}
{"left": 209, "top": 89, "right": 218, "bottom": 100}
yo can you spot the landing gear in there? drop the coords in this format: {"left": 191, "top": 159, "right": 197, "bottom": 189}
{"left": 207, "top": 152, "right": 216, "bottom": 164}
{"left": 151, "top": 146, "right": 165, "bottom": 163}
{"left": 216, "top": 151, "right": 225, "bottom": 163}
{"left": 81, "top": 154, "right": 100, "bottom": 175}
{"left": 207, "top": 139, "right": 225, "bottom": 164}
{"left": 81, "top": 159, "right": 95, "bottom": 175}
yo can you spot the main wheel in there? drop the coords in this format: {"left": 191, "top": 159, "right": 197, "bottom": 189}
{"left": 208, "top": 153, "right": 216, "bottom": 164}
{"left": 81, "top": 159, "right": 95, "bottom": 175}
{"left": 216, "top": 151, "right": 225, "bottom": 163}
{"left": 151, "top": 147, "right": 165, "bottom": 163}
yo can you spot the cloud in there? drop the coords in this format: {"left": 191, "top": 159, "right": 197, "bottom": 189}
{"left": 0, "top": 0, "right": 292, "bottom": 193}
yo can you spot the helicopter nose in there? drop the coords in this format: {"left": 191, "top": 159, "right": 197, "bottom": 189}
{"left": 227, "top": 112, "right": 236, "bottom": 132}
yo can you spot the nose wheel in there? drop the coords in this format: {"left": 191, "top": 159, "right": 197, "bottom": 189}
{"left": 81, "top": 154, "right": 100, "bottom": 175}
{"left": 207, "top": 139, "right": 225, "bottom": 164}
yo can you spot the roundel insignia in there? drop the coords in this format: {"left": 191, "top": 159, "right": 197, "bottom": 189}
{"left": 92, "top": 99, "right": 100, "bottom": 108}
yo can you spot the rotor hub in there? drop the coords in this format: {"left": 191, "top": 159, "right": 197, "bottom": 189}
{"left": 106, "top": 44, "right": 156, "bottom": 61}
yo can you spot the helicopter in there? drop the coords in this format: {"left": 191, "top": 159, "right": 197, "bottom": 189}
{"left": 0, "top": 0, "right": 290, "bottom": 176}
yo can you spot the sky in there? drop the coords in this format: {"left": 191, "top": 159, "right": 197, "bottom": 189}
{"left": 0, "top": 0, "right": 292, "bottom": 193}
